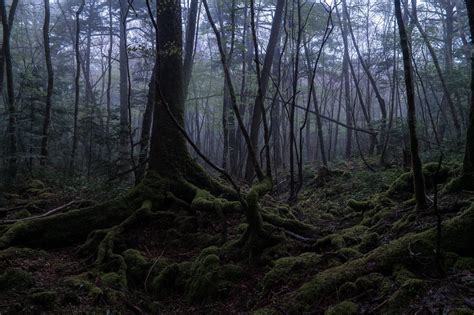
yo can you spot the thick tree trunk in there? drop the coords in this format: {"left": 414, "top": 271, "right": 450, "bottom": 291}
{"left": 395, "top": 0, "right": 427, "bottom": 210}
{"left": 148, "top": 0, "right": 190, "bottom": 176}
{"left": 1, "top": 0, "right": 19, "bottom": 181}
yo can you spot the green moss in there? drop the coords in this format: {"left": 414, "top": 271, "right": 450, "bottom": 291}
{"left": 337, "top": 248, "right": 362, "bottom": 260}
{"left": 101, "top": 272, "right": 127, "bottom": 289}
{"left": 358, "top": 232, "right": 379, "bottom": 252}
{"left": 325, "top": 301, "right": 359, "bottom": 315}
{"left": 354, "top": 273, "right": 393, "bottom": 294}
{"left": 184, "top": 248, "right": 243, "bottom": 302}
{"left": 338, "top": 281, "right": 357, "bottom": 298}
{"left": 30, "top": 291, "right": 56, "bottom": 308}
{"left": 0, "top": 268, "right": 34, "bottom": 290}
{"left": 262, "top": 253, "right": 320, "bottom": 292}
{"left": 385, "top": 279, "right": 426, "bottom": 314}
{"left": 122, "top": 249, "right": 155, "bottom": 284}
{"left": 453, "top": 257, "right": 474, "bottom": 272}
{"left": 392, "top": 265, "right": 417, "bottom": 285}
{"left": 291, "top": 204, "right": 474, "bottom": 312}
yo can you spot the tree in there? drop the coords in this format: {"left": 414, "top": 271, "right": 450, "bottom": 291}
{"left": 40, "top": 0, "right": 54, "bottom": 166}
{"left": 0, "top": 0, "right": 19, "bottom": 181}
{"left": 395, "top": 0, "right": 427, "bottom": 209}
{"left": 460, "top": 0, "right": 474, "bottom": 188}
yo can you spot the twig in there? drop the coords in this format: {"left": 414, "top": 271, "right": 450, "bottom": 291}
{"left": 144, "top": 249, "right": 165, "bottom": 293}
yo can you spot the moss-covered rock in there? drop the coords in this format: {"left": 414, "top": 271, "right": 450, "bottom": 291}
{"left": 0, "top": 268, "right": 34, "bottom": 290}
{"left": 325, "top": 301, "right": 359, "bottom": 315}
{"left": 337, "top": 247, "right": 362, "bottom": 260}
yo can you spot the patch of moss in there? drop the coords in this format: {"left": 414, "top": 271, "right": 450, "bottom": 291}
{"left": 392, "top": 265, "right": 417, "bottom": 285}
{"left": 184, "top": 248, "right": 243, "bottom": 302}
{"left": 354, "top": 272, "right": 393, "bottom": 294}
{"left": 262, "top": 253, "right": 320, "bottom": 292}
{"left": 101, "top": 272, "right": 127, "bottom": 289}
{"left": 384, "top": 279, "right": 426, "bottom": 314}
{"left": 0, "top": 268, "right": 34, "bottom": 290}
{"left": 337, "top": 248, "right": 362, "bottom": 260}
{"left": 338, "top": 281, "right": 357, "bottom": 298}
{"left": 325, "top": 301, "right": 359, "bottom": 315}
{"left": 358, "top": 232, "right": 379, "bottom": 252}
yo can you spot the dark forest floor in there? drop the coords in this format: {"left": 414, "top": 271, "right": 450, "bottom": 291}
{"left": 0, "top": 160, "right": 473, "bottom": 314}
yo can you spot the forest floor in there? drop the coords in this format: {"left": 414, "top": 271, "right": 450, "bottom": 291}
{"left": 0, "top": 160, "right": 473, "bottom": 314}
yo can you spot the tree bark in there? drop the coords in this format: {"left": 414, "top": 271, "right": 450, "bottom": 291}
{"left": 395, "top": 0, "right": 427, "bottom": 209}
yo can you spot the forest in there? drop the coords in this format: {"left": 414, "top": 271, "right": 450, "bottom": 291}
{"left": 0, "top": 0, "right": 473, "bottom": 313}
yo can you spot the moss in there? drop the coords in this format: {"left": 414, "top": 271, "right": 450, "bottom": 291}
{"left": 337, "top": 248, "right": 362, "bottom": 260}
{"left": 0, "top": 268, "right": 34, "bottom": 290}
{"left": 384, "top": 279, "right": 426, "bottom": 314}
{"left": 89, "top": 286, "right": 103, "bottom": 299}
{"left": 152, "top": 261, "right": 192, "bottom": 299}
{"left": 453, "top": 257, "right": 474, "bottom": 272}
{"left": 122, "top": 249, "right": 153, "bottom": 284}
{"left": 338, "top": 281, "right": 357, "bottom": 298}
{"left": 291, "top": 203, "right": 474, "bottom": 312}
{"left": 392, "top": 265, "right": 417, "bottom": 285}
{"left": 325, "top": 301, "right": 359, "bottom": 315}
{"left": 0, "top": 197, "right": 140, "bottom": 249}
{"left": 387, "top": 172, "right": 412, "bottom": 196}
{"left": 347, "top": 199, "right": 373, "bottom": 212}
{"left": 14, "top": 209, "right": 31, "bottom": 219}
{"left": 354, "top": 273, "right": 393, "bottom": 295}
{"left": 101, "top": 272, "right": 127, "bottom": 289}
{"left": 184, "top": 249, "right": 243, "bottom": 302}
{"left": 358, "top": 232, "right": 379, "bottom": 252}
{"left": 262, "top": 253, "right": 320, "bottom": 292}
{"left": 30, "top": 291, "right": 56, "bottom": 308}
{"left": 28, "top": 179, "right": 46, "bottom": 190}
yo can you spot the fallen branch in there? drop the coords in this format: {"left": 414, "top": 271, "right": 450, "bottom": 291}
{"left": 0, "top": 200, "right": 92, "bottom": 224}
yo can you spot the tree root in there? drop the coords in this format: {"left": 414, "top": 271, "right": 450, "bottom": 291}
{"left": 290, "top": 202, "right": 474, "bottom": 312}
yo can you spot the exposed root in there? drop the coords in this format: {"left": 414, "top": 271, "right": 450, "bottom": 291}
{"left": 289, "top": 203, "right": 474, "bottom": 312}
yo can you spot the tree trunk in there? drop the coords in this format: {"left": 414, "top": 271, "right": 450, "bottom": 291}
{"left": 244, "top": 0, "right": 285, "bottom": 181}
{"left": 395, "top": 0, "right": 427, "bottom": 209}
{"left": 462, "top": 0, "right": 474, "bottom": 182}
{"left": 1, "top": 0, "right": 19, "bottom": 181}
{"left": 40, "top": 0, "right": 54, "bottom": 166}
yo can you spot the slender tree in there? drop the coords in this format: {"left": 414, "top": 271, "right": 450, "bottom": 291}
{"left": 40, "top": 0, "right": 54, "bottom": 166}
{"left": 461, "top": 0, "right": 474, "bottom": 187}
{"left": 395, "top": 0, "right": 427, "bottom": 209}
